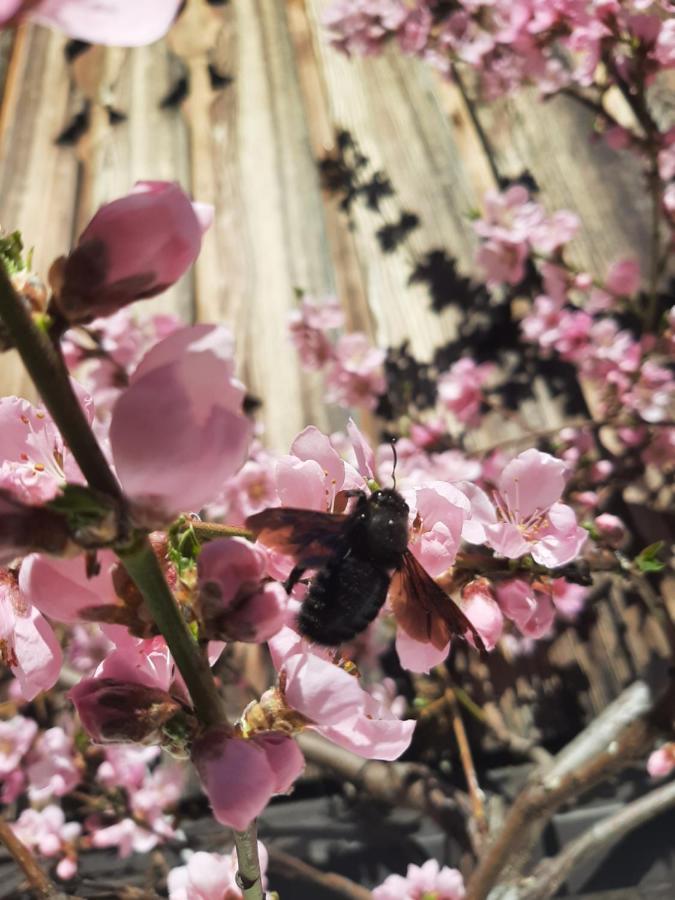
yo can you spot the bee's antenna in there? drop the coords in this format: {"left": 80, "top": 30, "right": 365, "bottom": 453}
{"left": 391, "top": 438, "right": 398, "bottom": 490}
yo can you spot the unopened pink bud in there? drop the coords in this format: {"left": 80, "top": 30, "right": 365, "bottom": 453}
{"left": 593, "top": 513, "right": 627, "bottom": 548}
{"left": 51, "top": 182, "right": 211, "bottom": 324}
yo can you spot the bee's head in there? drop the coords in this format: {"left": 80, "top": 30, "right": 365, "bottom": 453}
{"left": 370, "top": 488, "right": 409, "bottom": 515}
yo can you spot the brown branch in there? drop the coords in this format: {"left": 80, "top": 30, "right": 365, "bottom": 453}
{"left": 297, "top": 731, "right": 470, "bottom": 843}
{"left": 0, "top": 814, "right": 73, "bottom": 899}
{"left": 268, "top": 847, "right": 373, "bottom": 900}
{"left": 517, "top": 778, "right": 675, "bottom": 900}
{"left": 465, "top": 677, "right": 675, "bottom": 900}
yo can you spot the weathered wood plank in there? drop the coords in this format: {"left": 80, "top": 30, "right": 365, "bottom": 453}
{"left": 0, "top": 24, "right": 79, "bottom": 399}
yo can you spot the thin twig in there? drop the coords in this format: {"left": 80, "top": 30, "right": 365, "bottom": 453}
{"left": 268, "top": 846, "right": 373, "bottom": 900}
{"left": 297, "top": 731, "right": 471, "bottom": 844}
{"left": 0, "top": 814, "right": 72, "bottom": 899}
{"left": 517, "top": 778, "right": 675, "bottom": 900}
{"left": 445, "top": 687, "right": 488, "bottom": 840}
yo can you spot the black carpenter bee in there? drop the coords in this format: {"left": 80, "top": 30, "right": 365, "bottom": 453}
{"left": 246, "top": 488, "right": 485, "bottom": 652}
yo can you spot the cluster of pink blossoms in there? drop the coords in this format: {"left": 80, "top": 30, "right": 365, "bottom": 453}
{"left": 289, "top": 294, "right": 386, "bottom": 409}
{"left": 324, "top": 0, "right": 675, "bottom": 101}
{"left": 466, "top": 185, "right": 675, "bottom": 463}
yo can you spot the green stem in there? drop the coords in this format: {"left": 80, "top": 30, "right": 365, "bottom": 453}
{"left": 191, "top": 521, "right": 254, "bottom": 542}
{"left": 118, "top": 538, "right": 225, "bottom": 728}
{"left": 233, "top": 825, "right": 265, "bottom": 900}
{"left": 0, "top": 266, "right": 121, "bottom": 499}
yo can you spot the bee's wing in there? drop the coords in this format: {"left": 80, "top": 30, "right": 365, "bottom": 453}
{"left": 246, "top": 507, "right": 349, "bottom": 568}
{"left": 389, "top": 551, "right": 486, "bottom": 653}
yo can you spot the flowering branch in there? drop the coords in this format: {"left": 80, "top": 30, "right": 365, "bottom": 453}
{"left": 0, "top": 812, "right": 73, "bottom": 900}
{"left": 0, "top": 266, "right": 121, "bottom": 500}
{"left": 0, "top": 259, "right": 263, "bottom": 898}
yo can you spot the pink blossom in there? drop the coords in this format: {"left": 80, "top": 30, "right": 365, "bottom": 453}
{"left": 404, "top": 482, "right": 469, "bottom": 578}
{"left": 594, "top": 513, "right": 628, "bottom": 548}
{"left": 325, "top": 332, "right": 386, "bottom": 410}
{"left": 324, "top": 0, "right": 407, "bottom": 56}
{"left": 475, "top": 449, "right": 587, "bottom": 567}
{"left": 26, "top": 726, "right": 80, "bottom": 803}
{"left": 66, "top": 624, "right": 114, "bottom": 674}
{"left": 647, "top": 743, "right": 675, "bottom": 778}
{"left": 19, "top": 550, "right": 117, "bottom": 623}
{"left": 550, "top": 578, "right": 587, "bottom": 620}
{"left": 131, "top": 759, "right": 186, "bottom": 829}
{"left": 461, "top": 579, "right": 504, "bottom": 651}
{"left": 497, "top": 580, "right": 556, "bottom": 639}
{"left": 438, "top": 358, "right": 494, "bottom": 426}
{"left": 373, "top": 858, "right": 466, "bottom": 900}
{"left": 197, "top": 538, "right": 286, "bottom": 643}
{"left": 96, "top": 745, "right": 160, "bottom": 792}
{"left": 0, "top": 569, "right": 62, "bottom": 700}
{"left": 395, "top": 627, "right": 448, "bottom": 674}
{"left": 288, "top": 294, "right": 343, "bottom": 370}
{"left": 0, "top": 715, "right": 37, "bottom": 777}
{"left": 214, "top": 457, "right": 279, "bottom": 525}
{"left": 605, "top": 258, "right": 641, "bottom": 296}
{"left": 192, "top": 726, "right": 304, "bottom": 830}
{"left": 654, "top": 18, "right": 675, "bottom": 67}
{"left": 90, "top": 817, "right": 159, "bottom": 858}
{"left": 168, "top": 845, "right": 270, "bottom": 900}
{"left": 63, "top": 308, "right": 181, "bottom": 417}
{"left": 269, "top": 627, "right": 415, "bottom": 759}
{"left": 0, "top": 395, "right": 84, "bottom": 504}
{"left": 109, "top": 324, "right": 251, "bottom": 522}
{"left": 12, "top": 805, "right": 81, "bottom": 879}
{"left": 4, "top": 0, "right": 183, "bottom": 47}
{"left": 642, "top": 427, "right": 675, "bottom": 469}
{"left": 54, "top": 182, "right": 211, "bottom": 324}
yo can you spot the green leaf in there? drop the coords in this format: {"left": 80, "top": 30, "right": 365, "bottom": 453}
{"left": 634, "top": 541, "right": 666, "bottom": 573}
{"left": 0, "top": 230, "right": 27, "bottom": 275}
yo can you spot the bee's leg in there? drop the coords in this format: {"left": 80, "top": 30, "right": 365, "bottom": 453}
{"left": 284, "top": 565, "right": 306, "bottom": 595}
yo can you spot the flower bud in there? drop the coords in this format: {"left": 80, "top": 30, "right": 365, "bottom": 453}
{"left": 70, "top": 678, "right": 196, "bottom": 752}
{"left": 50, "top": 182, "right": 211, "bottom": 325}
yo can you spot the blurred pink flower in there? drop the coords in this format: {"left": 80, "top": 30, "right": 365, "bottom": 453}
{"left": 288, "top": 294, "right": 343, "bottom": 370}
{"left": 647, "top": 743, "right": 675, "bottom": 778}
{"left": 54, "top": 182, "right": 211, "bottom": 324}
{"left": 109, "top": 324, "right": 252, "bottom": 522}
{"left": 90, "top": 817, "right": 159, "bottom": 858}
{"left": 325, "top": 332, "right": 386, "bottom": 410}
{"left": 373, "top": 858, "right": 465, "bottom": 900}
{"left": 197, "top": 538, "right": 287, "bottom": 643}
{"left": 605, "top": 258, "right": 640, "bottom": 296}
{"left": 12, "top": 805, "right": 81, "bottom": 880}
{"left": 168, "top": 845, "right": 270, "bottom": 900}
{"left": 192, "top": 727, "right": 304, "bottom": 830}
{"left": 0, "top": 715, "right": 37, "bottom": 777}
{"left": 497, "top": 579, "right": 556, "bottom": 639}
{"left": 438, "top": 358, "right": 494, "bottom": 426}
{"left": 2, "top": 0, "right": 183, "bottom": 47}
{"left": 26, "top": 726, "right": 80, "bottom": 803}
{"left": 0, "top": 568, "right": 62, "bottom": 700}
